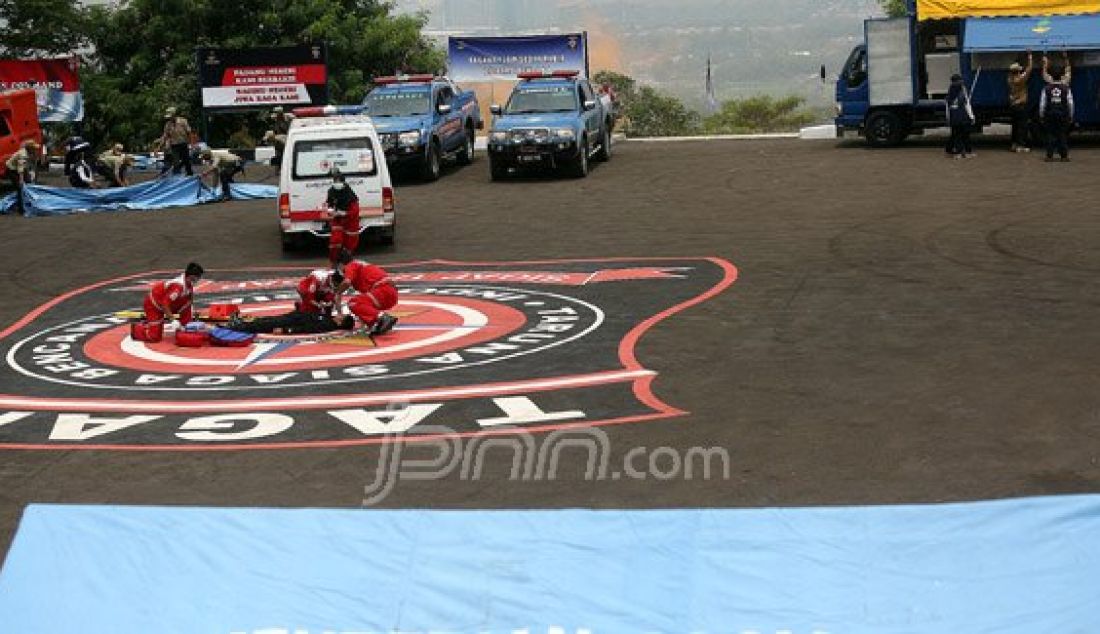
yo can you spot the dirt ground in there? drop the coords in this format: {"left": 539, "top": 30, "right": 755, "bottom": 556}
{"left": 2, "top": 135, "right": 1100, "bottom": 558}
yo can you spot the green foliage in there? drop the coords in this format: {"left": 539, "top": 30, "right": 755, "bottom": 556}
{"left": 878, "top": 0, "right": 908, "bottom": 18}
{"left": 79, "top": 0, "right": 445, "bottom": 148}
{"left": 0, "top": 0, "right": 90, "bottom": 57}
{"left": 623, "top": 85, "right": 701, "bottom": 137}
{"left": 702, "top": 95, "right": 815, "bottom": 134}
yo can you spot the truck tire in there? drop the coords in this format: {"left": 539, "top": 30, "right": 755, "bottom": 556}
{"left": 457, "top": 127, "right": 475, "bottom": 166}
{"left": 594, "top": 122, "right": 612, "bottom": 161}
{"left": 864, "top": 111, "right": 907, "bottom": 147}
{"left": 567, "top": 136, "right": 589, "bottom": 178}
{"left": 420, "top": 140, "right": 441, "bottom": 181}
{"left": 489, "top": 156, "right": 507, "bottom": 181}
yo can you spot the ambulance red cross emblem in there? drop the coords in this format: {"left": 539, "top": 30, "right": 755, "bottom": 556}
{"left": 0, "top": 258, "right": 736, "bottom": 451}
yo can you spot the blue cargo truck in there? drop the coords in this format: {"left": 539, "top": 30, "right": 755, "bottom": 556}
{"left": 835, "top": 0, "right": 1100, "bottom": 146}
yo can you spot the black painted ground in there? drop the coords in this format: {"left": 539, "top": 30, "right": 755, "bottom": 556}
{"left": 2, "top": 136, "right": 1100, "bottom": 558}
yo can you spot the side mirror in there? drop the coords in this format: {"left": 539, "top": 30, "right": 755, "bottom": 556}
{"left": 437, "top": 103, "right": 453, "bottom": 115}
{"left": 490, "top": 104, "right": 502, "bottom": 115}
{"left": 583, "top": 99, "right": 597, "bottom": 111}
{"left": 820, "top": 65, "right": 827, "bottom": 81}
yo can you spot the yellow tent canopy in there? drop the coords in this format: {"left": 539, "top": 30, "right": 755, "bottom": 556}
{"left": 918, "top": 0, "right": 1100, "bottom": 19}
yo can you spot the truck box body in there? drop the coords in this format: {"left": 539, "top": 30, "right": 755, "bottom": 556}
{"left": 836, "top": 0, "right": 1100, "bottom": 145}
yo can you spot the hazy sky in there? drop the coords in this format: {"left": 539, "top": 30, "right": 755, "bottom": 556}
{"left": 394, "top": 0, "right": 885, "bottom": 103}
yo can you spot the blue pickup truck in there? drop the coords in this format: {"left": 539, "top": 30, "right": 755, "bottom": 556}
{"left": 362, "top": 74, "right": 482, "bottom": 181}
{"left": 487, "top": 71, "right": 614, "bottom": 180}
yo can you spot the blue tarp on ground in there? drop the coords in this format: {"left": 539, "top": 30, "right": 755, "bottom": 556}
{"left": 964, "top": 13, "right": 1100, "bottom": 51}
{"left": 0, "top": 176, "right": 277, "bottom": 216}
{"left": 1, "top": 496, "right": 1099, "bottom": 633}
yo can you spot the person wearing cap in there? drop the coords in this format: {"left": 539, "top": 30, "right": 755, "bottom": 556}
{"left": 96, "top": 143, "right": 134, "bottom": 187}
{"left": 4, "top": 139, "right": 39, "bottom": 214}
{"left": 144, "top": 262, "right": 204, "bottom": 327}
{"left": 1006, "top": 51, "right": 1033, "bottom": 152}
{"left": 159, "top": 106, "right": 193, "bottom": 176}
{"left": 227, "top": 268, "right": 354, "bottom": 335}
{"left": 322, "top": 167, "right": 361, "bottom": 265}
{"left": 199, "top": 148, "right": 243, "bottom": 200}
{"left": 944, "top": 73, "right": 975, "bottom": 159}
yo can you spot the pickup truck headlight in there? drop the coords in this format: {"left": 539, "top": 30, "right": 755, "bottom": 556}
{"left": 555, "top": 128, "right": 575, "bottom": 139}
{"left": 489, "top": 131, "right": 508, "bottom": 142}
{"left": 398, "top": 130, "right": 422, "bottom": 146}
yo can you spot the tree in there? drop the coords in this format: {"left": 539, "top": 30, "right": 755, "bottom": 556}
{"left": 0, "top": 0, "right": 90, "bottom": 57}
{"left": 702, "top": 95, "right": 815, "bottom": 134}
{"left": 624, "top": 85, "right": 701, "bottom": 138}
{"left": 878, "top": 0, "right": 908, "bottom": 18}
{"left": 81, "top": 0, "right": 445, "bottom": 148}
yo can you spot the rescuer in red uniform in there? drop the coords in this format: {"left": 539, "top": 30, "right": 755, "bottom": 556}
{"left": 322, "top": 168, "right": 360, "bottom": 265}
{"left": 335, "top": 249, "right": 398, "bottom": 335}
{"left": 144, "top": 262, "right": 204, "bottom": 325}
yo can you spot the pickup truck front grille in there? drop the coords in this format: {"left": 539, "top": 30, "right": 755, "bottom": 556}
{"left": 510, "top": 128, "right": 550, "bottom": 142}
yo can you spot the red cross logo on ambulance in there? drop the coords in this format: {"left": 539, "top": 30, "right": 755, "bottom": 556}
{"left": 0, "top": 258, "right": 736, "bottom": 450}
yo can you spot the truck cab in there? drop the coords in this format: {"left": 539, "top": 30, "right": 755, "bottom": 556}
{"left": 362, "top": 74, "right": 481, "bottom": 182}
{"left": 487, "top": 70, "right": 613, "bottom": 180}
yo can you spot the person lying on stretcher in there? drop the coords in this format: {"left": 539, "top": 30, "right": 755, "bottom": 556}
{"left": 228, "top": 268, "right": 354, "bottom": 335}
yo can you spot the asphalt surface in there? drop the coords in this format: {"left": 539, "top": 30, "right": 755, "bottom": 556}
{"left": 2, "top": 136, "right": 1100, "bottom": 558}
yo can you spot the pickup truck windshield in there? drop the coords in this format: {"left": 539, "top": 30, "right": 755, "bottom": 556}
{"left": 505, "top": 85, "right": 577, "bottom": 114}
{"left": 365, "top": 90, "right": 431, "bottom": 117}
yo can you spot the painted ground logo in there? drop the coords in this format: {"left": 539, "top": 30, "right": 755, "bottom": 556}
{"left": 0, "top": 258, "right": 736, "bottom": 450}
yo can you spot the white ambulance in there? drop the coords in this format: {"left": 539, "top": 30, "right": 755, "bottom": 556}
{"left": 278, "top": 106, "right": 396, "bottom": 250}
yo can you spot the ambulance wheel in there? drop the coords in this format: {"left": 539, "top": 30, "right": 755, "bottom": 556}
{"left": 280, "top": 232, "right": 298, "bottom": 252}
{"left": 421, "top": 140, "right": 441, "bottom": 182}
{"left": 457, "top": 128, "right": 475, "bottom": 166}
{"left": 380, "top": 224, "right": 396, "bottom": 246}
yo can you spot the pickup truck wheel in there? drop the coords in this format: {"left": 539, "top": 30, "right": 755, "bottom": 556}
{"left": 457, "top": 128, "right": 475, "bottom": 166}
{"left": 594, "top": 124, "right": 612, "bottom": 161}
{"left": 421, "top": 140, "right": 441, "bottom": 181}
{"left": 568, "top": 137, "right": 589, "bottom": 178}
{"left": 865, "top": 111, "right": 907, "bottom": 147}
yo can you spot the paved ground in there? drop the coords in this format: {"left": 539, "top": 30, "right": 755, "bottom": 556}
{"left": 2, "top": 136, "right": 1100, "bottom": 558}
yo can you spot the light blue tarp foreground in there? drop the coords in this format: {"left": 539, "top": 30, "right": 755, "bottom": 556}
{"left": 0, "top": 176, "right": 277, "bottom": 216}
{"left": 1, "top": 496, "right": 1099, "bottom": 633}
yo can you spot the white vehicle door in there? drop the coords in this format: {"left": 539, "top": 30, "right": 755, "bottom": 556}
{"left": 289, "top": 135, "right": 383, "bottom": 216}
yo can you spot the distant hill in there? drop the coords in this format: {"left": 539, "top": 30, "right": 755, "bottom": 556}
{"left": 395, "top": 0, "right": 884, "bottom": 107}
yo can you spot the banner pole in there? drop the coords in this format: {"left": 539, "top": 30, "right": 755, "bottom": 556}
{"left": 584, "top": 31, "right": 590, "bottom": 77}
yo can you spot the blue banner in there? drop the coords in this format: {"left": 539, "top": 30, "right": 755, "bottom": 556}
{"left": 448, "top": 34, "right": 588, "bottom": 82}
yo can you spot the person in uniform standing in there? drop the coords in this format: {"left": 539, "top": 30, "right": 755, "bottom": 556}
{"left": 1040, "top": 68, "right": 1074, "bottom": 162}
{"left": 322, "top": 168, "right": 361, "bottom": 265}
{"left": 160, "top": 106, "right": 193, "bottom": 176}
